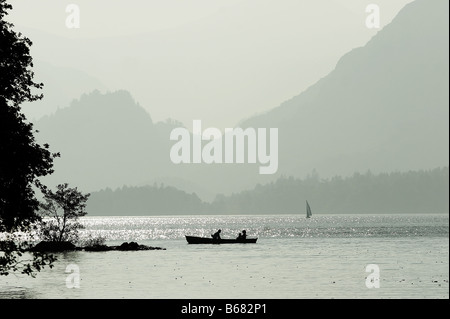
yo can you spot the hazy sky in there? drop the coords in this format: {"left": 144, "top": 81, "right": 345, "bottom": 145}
{"left": 8, "top": 0, "right": 412, "bottom": 38}
{"left": 8, "top": 0, "right": 413, "bottom": 128}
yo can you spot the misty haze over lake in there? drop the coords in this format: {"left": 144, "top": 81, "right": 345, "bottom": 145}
{"left": 14, "top": 0, "right": 446, "bottom": 212}
{"left": 1, "top": 0, "right": 448, "bottom": 302}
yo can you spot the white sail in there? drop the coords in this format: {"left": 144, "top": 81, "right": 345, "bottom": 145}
{"left": 306, "top": 200, "right": 312, "bottom": 218}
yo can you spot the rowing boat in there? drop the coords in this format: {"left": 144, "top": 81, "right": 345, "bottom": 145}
{"left": 185, "top": 235, "right": 258, "bottom": 244}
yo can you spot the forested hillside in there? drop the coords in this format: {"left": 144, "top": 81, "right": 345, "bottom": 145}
{"left": 87, "top": 167, "right": 449, "bottom": 215}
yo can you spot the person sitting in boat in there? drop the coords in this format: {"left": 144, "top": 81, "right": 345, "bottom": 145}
{"left": 237, "top": 230, "right": 247, "bottom": 240}
{"left": 212, "top": 229, "right": 221, "bottom": 240}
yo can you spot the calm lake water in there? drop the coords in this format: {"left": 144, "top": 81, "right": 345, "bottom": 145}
{"left": 1, "top": 214, "right": 448, "bottom": 299}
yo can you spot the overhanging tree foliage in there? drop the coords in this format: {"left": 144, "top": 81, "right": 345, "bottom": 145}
{"left": 1, "top": 0, "right": 59, "bottom": 276}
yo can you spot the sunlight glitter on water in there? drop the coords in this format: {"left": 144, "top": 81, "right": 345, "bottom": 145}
{"left": 77, "top": 214, "right": 449, "bottom": 242}
{"left": 1, "top": 214, "right": 448, "bottom": 299}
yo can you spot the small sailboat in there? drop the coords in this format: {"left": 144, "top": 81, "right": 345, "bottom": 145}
{"left": 306, "top": 200, "right": 312, "bottom": 218}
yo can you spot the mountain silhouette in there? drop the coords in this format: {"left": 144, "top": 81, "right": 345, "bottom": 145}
{"left": 35, "top": 0, "right": 448, "bottom": 202}
{"left": 19, "top": 0, "right": 386, "bottom": 128}
{"left": 22, "top": 59, "right": 107, "bottom": 122}
{"left": 35, "top": 90, "right": 216, "bottom": 199}
{"left": 36, "top": 90, "right": 163, "bottom": 192}
{"left": 240, "top": 0, "right": 449, "bottom": 179}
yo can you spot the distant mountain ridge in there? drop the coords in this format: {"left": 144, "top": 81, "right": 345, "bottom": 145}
{"left": 34, "top": 0, "right": 449, "bottom": 200}
{"left": 35, "top": 90, "right": 221, "bottom": 200}
{"left": 36, "top": 90, "right": 166, "bottom": 192}
{"left": 22, "top": 60, "right": 107, "bottom": 121}
{"left": 19, "top": 0, "right": 387, "bottom": 128}
{"left": 241, "top": 0, "right": 449, "bottom": 178}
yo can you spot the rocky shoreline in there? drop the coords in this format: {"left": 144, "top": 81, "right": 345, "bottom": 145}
{"left": 30, "top": 241, "right": 166, "bottom": 252}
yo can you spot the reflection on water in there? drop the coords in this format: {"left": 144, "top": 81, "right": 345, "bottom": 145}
{"left": 78, "top": 214, "right": 449, "bottom": 242}
{"left": 1, "top": 214, "right": 448, "bottom": 299}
